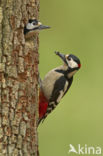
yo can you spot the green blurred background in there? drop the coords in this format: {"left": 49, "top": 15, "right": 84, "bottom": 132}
{"left": 38, "top": 0, "right": 103, "bottom": 156}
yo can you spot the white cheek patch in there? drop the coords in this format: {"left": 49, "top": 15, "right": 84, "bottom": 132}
{"left": 26, "top": 23, "right": 38, "bottom": 30}
{"left": 67, "top": 58, "right": 78, "bottom": 68}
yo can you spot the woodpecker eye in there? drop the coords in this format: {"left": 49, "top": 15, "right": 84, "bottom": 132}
{"left": 33, "top": 22, "right": 36, "bottom": 25}
{"left": 32, "top": 19, "right": 38, "bottom": 25}
{"left": 68, "top": 57, "right": 71, "bottom": 61}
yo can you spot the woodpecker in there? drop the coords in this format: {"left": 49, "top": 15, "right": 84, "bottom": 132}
{"left": 24, "top": 19, "right": 50, "bottom": 39}
{"left": 38, "top": 51, "right": 81, "bottom": 125}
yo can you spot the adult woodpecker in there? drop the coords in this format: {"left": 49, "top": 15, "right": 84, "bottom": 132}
{"left": 39, "top": 51, "right": 81, "bottom": 125}
{"left": 24, "top": 19, "right": 50, "bottom": 39}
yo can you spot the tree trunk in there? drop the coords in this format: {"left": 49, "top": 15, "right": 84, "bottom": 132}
{"left": 0, "top": 0, "right": 39, "bottom": 155}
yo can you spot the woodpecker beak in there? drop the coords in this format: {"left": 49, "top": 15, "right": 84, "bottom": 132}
{"left": 55, "top": 51, "right": 67, "bottom": 64}
{"left": 38, "top": 22, "right": 50, "bottom": 30}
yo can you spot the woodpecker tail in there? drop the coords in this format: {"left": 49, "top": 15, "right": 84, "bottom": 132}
{"left": 38, "top": 118, "right": 42, "bottom": 125}
{"left": 38, "top": 117, "right": 45, "bottom": 125}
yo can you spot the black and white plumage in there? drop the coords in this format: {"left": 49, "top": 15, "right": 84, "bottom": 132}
{"left": 24, "top": 19, "right": 50, "bottom": 39}
{"left": 39, "top": 51, "right": 81, "bottom": 124}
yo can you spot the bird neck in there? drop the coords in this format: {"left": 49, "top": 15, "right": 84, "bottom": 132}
{"left": 57, "top": 65, "right": 77, "bottom": 79}
{"left": 66, "top": 70, "right": 77, "bottom": 79}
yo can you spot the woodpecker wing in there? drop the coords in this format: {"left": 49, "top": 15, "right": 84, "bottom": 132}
{"left": 39, "top": 76, "right": 73, "bottom": 123}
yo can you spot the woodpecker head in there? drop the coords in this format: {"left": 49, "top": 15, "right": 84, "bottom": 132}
{"left": 55, "top": 51, "right": 81, "bottom": 78}
{"left": 24, "top": 19, "right": 50, "bottom": 39}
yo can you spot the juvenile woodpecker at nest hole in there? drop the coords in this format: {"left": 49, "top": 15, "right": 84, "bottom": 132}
{"left": 24, "top": 19, "right": 50, "bottom": 39}
{"left": 38, "top": 51, "right": 81, "bottom": 125}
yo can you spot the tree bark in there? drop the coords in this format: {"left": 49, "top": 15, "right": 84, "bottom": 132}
{"left": 0, "top": 0, "right": 39, "bottom": 155}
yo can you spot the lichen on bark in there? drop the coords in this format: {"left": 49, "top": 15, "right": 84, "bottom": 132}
{"left": 0, "top": 0, "right": 39, "bottom": 155}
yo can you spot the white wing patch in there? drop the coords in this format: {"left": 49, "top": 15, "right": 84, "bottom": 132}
{"left": 57, "top": 81, "right": 68, "bottom": 103}
{"left": 57, "top": 90, "right": 64, "bottom": 103}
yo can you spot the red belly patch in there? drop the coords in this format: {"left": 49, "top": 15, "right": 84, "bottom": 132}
{"left": 39, "top": 90, "right": 48, "bottom": 119}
